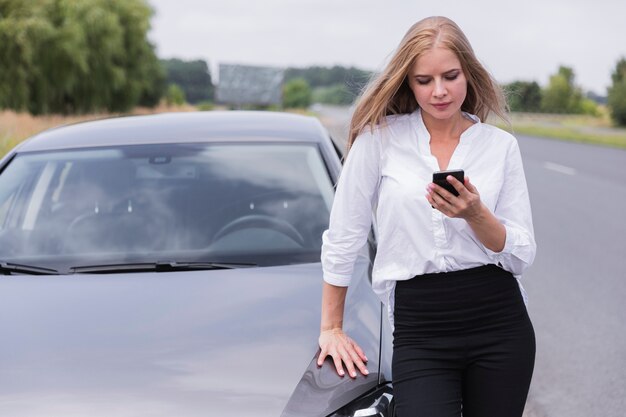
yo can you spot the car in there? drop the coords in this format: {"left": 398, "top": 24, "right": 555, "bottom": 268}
{"left": 0, "top": 111, "right": 394, "bottom": 416}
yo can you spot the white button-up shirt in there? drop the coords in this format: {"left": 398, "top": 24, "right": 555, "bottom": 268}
{"left": 321, "top": 110, "right": 536, "bottom": 322}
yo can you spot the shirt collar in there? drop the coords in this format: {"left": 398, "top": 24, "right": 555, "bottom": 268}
{"left": 411, "top": 109, "right": 482, "bottom": 170}
{"left": 412, "top": 109, "right": 482, "bottom": 144}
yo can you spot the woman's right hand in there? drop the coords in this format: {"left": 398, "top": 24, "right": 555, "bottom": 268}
{"left": 317, "top": 328, "right": 369, "bottom": 378}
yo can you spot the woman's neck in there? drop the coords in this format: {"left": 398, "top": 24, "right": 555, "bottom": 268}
{"left": 422, "top": 110, "right": 466, "bottom": 142}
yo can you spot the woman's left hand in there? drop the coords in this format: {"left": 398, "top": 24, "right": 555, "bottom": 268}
{"left": 426, "top": 175, "right": 483, "bottom": 221}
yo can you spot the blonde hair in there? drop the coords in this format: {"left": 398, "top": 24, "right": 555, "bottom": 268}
{"left": 348, "top": 16, "right": 508, "bottom": 150}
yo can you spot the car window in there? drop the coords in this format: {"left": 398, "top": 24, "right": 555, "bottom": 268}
{"left": 0, "top": 143, "right": 334, "bottom": 271}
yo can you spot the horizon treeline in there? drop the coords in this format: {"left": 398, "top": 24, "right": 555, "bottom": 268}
{"left": 1, "top": 1, "right": 625, "bottom": 125}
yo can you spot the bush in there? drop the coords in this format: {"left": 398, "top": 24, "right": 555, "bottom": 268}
{"left": 165, "top": 84, "right": 186, "bottom": 106}
{"left": 579, "top": 98, "right": 601, "bottom": 117}
{"left": 312, "top": 84, "right": 354, "bottom": 105}
{"left": 283, "top": 78, "right": 312, "bottom": 109}
{"left": 196, "top": 100, "right": 214, "bottom": 111}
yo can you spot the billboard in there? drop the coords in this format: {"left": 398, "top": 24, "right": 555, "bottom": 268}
{"left": 216, "top": 64, "right": 284, "bottom": 107}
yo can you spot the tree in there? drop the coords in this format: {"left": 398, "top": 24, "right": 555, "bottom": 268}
{"left": 161, "top": 58, "right": 214, "bottom": 104}
{"left": 607, "top": 58, "right": 626, "bottom": 126}
{"left": 284, "top": 65, "right": 371, "bottom": 103}
{"left": 0, "top": 0, "right": 55, "bottom": 112}
{"left": 312, "top": 84, "right": 353, "bottom": 105}
{"left": 540, "top": 66, "right": 584, "bottom": 114}
{"left": 165, "top": 83, "right": 186, "bottom": 106}
{"left": 138, "top": 55, "right": 166, "bottom": 108}
{"left": 81, "top": 0, "right": 164, "bottom": 112}
{"left": 0, "top": 0, "right": 164, "bottom": 114}
{"left": 283, "top": 78, "right": 312, "bottom": 108}
{"left": 505, "top": 81, "right": 542, "bottom": 112}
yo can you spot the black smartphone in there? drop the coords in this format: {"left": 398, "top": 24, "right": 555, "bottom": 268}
{"left": 432, "top": 169, "right": 465, "bottom": 197}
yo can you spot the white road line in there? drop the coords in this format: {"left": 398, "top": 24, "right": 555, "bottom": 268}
{"left": 543, "top": 161, "right": 577, "bottom": 176}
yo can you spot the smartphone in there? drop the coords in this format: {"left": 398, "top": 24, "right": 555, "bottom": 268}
{"left": 432, "top": 169, "right": 465, "bottom": 197}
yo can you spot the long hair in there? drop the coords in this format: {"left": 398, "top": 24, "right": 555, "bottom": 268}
{"left": 348, "top": 16, "right": 508, "bottom": 150}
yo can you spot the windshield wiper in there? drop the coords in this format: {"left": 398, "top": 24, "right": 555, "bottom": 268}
{"left": 0, "top": 262, "right": 59, "bottom": 275}
{"left": 69, "top": 260, "right": 257, "bottom": 274}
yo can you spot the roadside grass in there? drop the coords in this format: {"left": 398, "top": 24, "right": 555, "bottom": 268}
{"left": 497, "top": 111, "right": 626, "bottom": 149}
{"left": 0, "top": 104, "right": 199, "bottom": 158}
{"left": 1, "top": 111, "right": 108, "bottom": 157}
{"left": 508, "top": 125, "right": 626, "bottom": 149}
{"left": 4, "top": 107, "right": 626, "bottom": 158}
{"left": 0, "top": 104, "right": 319, "bottom": 158}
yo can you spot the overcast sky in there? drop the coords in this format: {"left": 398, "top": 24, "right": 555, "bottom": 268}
{"left": 148, "top": 0, "right": 626, "bottom": 94}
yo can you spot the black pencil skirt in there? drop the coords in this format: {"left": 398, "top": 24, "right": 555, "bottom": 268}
{"left": 392, "top": 264, "right": 535, "bottom": 417}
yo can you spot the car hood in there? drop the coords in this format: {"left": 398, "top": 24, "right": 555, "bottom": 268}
{"left": 0, "top": 262, "right": 379, "bottom": 416}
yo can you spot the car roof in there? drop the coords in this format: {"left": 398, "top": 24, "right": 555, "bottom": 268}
{"left": 16, "top": 111, "right": 330, "bottom": 152}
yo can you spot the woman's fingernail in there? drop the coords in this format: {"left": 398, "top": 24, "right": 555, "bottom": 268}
{"left": 364, "top": 369, "right": 370, "bottom": 375}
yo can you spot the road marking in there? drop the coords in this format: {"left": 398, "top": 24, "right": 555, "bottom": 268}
{"left": 543, "top": 161, "right": 577, "bottom": 176}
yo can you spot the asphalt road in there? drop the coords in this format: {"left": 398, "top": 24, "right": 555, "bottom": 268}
{"left": 315, "top": 105, "right": 626, "bottom": 417}
{"left": 518, "top": 134, "right": 626, "bottom": 417}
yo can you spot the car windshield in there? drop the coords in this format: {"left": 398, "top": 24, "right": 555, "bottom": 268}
{"left": 0, "top": 143, "right": 334, "bottom": 272}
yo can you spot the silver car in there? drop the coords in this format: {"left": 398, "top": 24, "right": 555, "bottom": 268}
{"left": 0, "top": 111, "right": 393, "bottom": 416}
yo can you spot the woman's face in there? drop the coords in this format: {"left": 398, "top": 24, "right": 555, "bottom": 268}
{"left": 407, "top": 46, "right": 468, "bottom": 122}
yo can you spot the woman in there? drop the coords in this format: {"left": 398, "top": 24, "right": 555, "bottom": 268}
{"left": 318, "top": 16, "right": 536, "bottom": 417}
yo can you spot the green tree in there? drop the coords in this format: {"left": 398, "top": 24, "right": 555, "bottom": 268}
{"left": 312, "top": 84, "right": 353, "bottom": 105}
{"left": 165, "top": 83, "right": 186, "bottom": 106}
{"left": 88, "top": 0, "right": 164, "bottom": 112}
{"left": 540, "top": 66, "right": 585, "bottom": 114}
{"left": 138, "top": 55, "right": 166, "bottom": 108}
{"left": 505, "top": 81, "right": 541, "bottom": 112}
{"left": 0, "top": 0, "right": 163, "bottom": 114}
{"left": 0, "top": 0, "right": 53, "bottom": 111}
{"left": 284, "top": 65, "right": 371, "bottom": 101}
{"left": 283, "top": 78, "right": 312, "bottom": 108}
{"left": 161, "top": 58, "right": 214, "bottom": 104}
{"left": 607, "top": 58, "right": 626, "bottom": 126}
{"left": 578, "top": 97, "right": 601, "bottom": 117}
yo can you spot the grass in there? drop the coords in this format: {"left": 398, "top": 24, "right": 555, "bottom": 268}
{"left": 0, "top": 111, "right": 105, "bottom": 157}
{"left": 508, "top": 125, "right": 626, "bottom": 148}
{"left": 0, "top": 103, "right": 200, "bottom": 158}
{"left": 496, "top": 111, "right": 626, "bottom": 149}
{"left": 3, "top": 106, "right": 626, "bottom": 158}
{"left": 0, "top": 104, "right": 318, "bottom": 158}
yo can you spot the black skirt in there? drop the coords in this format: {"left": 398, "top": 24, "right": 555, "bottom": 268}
{"left": 391, "top": 264, "right": 535, "bottom": 417}
{"left": 393, "top": 264, "right": 530, "bottom": 343}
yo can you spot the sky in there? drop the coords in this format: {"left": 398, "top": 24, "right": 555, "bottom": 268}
{"left": 148, "top": 0, "right": 626, "bottom": 95}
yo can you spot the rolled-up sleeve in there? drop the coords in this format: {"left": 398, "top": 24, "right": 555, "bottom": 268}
{"left": 321, "top": 129, "right": 381, "bottom": 287}
{"left": 485, "top": 139, "right": 537, "bottom": 276}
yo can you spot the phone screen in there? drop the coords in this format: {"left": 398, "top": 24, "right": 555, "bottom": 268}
{"left": 432, "top": 169, "right": 464, "bottom": 197}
